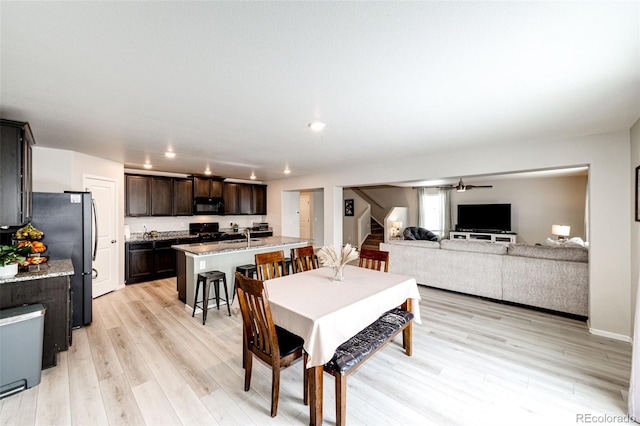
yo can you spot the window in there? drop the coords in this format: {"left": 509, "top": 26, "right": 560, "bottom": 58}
{"left": 417, "top": 188, "right": 451, "bottom": 238}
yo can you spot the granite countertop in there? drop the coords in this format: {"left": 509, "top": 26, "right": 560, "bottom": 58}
{"left": 172, "top": 236, "right": 311, "bottom": 256}
{"left": 126, "top": 228, "right": 274, "bottom": 243}
{"left": 0, "top": 259, "right": 74, "bottom": 284}
{"left": 126, "top": 231, "right": 199, "bottom": 243}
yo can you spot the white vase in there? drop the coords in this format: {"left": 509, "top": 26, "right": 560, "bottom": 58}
{"left": 0, "top": 263, "right": 18, "bottom": 279}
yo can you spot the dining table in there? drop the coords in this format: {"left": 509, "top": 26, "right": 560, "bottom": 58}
{"left": 265, "top": 264, "right": 422, "bottom": 425}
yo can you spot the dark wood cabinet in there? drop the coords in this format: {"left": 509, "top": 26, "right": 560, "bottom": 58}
{"left": 151, "top": 177, "right": 173, "bottom": 216}
{"left": 223, "top": 182, "right": 240, "bottom": 214}
{"left": 0, "top": 274, "right": 71, "bottom": 369}
{"left": 173, "top": 178, "right": 193, "bottom": 215}
{"left": 125, "top": 175, "right": 151, "bottom": 216}
{"left": 125, "top": 174, "right": 266, "bottom": 216}
{"left": 194, "top": 177, "right": 223, "bottom": 198}
{"left": 154, "top": 240, "right": 176, "bottom": 278}
{"left": 125, "top": 238, "right": 191, "bottom": 284}
{"left": 252, "top": 184, "right": 267, "bottom": 215}
{"left": 126, "top": 174, "right": 194, "bottom": 217}
{"left": 224, "top": 183, "right": 267, "bottom": 215}
{"left": 125, "top": 242, "right": 154, "bottom": 283}
{"left": 238, "top": 184, "right": 253, "bottom": 214}
{"left": 0, "top": 119, "right": 34, "bottom": 226}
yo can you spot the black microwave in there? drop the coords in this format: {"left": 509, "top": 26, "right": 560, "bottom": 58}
{"left": 193, "top": 197, "right": 225, "bottom": 215}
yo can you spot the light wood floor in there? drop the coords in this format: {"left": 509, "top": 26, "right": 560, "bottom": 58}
{"left": 0, "top": 278, "right": 632, "bottom": 425}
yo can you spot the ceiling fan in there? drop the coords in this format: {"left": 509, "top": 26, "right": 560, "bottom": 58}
{"left": 431, "top": 178, "right": 493, "bottom": 192}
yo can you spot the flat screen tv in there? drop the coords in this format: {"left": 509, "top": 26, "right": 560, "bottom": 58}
{"left": 456, "top": 203, "right": 511, "bottom": 232}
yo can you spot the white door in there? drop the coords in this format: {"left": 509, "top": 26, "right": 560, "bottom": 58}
{"left": 300, "top": 193, "right": 312, "bottom": 240}
{"left": 84, "top": 176, "right": 118, "bottom": 297}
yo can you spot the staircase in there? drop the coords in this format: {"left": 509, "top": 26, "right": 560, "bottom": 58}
{"left": 360, "top": 219, "right": 384, "bottom": 251}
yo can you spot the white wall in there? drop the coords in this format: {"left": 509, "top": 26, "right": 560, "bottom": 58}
{"left": 631, "top": 118, "right": 640, "bottom": 332}
{"left": 342, "top": 188, "right": 372, "bottom": 246}
{"left": 312, "top": 189, "right": 325, "bottom": 247}
{"left": 355, "top": 174, "right": 587, "bottom": 244}
{"left": 266, "top": 130, "right": 632, "bottom": 340}
{"left": 450, "top": 174, "right": 588, "bottom": 245}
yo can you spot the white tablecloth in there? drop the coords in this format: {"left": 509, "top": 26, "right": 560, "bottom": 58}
{"left": 265, "top": 265, "right": 421, "bottom": 367}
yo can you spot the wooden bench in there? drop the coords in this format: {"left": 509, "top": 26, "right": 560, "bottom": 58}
{"left": 322, "top": 303, "right": 414, "bottom": 426}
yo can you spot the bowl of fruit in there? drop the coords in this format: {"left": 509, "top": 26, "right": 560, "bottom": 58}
{"left": 17, "top": 241, "right": 48, "bottom": 270}
{"left": 14, "top": 223, "right": 44, "bottom": 241}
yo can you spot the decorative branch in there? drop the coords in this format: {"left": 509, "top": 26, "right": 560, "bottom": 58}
{"left": 317, "top": 244, "right": 359, "bottom": 268}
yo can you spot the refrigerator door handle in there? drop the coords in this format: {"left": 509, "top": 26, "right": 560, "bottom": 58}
{"left": 91, "top": 268, "right": 98, "bottom": 279}
{"left": 91, "top": 198, "right": 98, "bottom": 261}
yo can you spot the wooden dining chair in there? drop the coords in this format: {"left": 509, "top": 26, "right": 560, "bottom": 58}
{"left": 290, "top": 245, "right": 319, "bottom": 274}
{"left": 255, "top": 250, "right": 288, "bottom": 280}
{"left": 358, "top": 248, "right": 390, "bottom": 272}
{"left": 235, "top": 272, "right": 308, "bottom": 417}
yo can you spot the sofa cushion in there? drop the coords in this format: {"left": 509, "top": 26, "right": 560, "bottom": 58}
{"left": 507, "top": 244, "right": 588, "bottom": 263}
{"left": 440, "top": 239, "right": 508, "bottom": 255}
{"left": 403, "top": 226, "right": 438, "bottom": 241}
{"left": 387, "top": 240, "right": 440, "bottom": 249}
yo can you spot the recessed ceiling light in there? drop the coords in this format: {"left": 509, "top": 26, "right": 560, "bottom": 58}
{"left": 250, "top": 172, "right": 256, "bottom": 180}
{"left": 143, "top": 163, "right": 152, "bottom": 169}
{"left": 308, "top": 121, "right": 326, "bottom": 132}
{"left": 204, "top": 169, "right": 212, "bottom": 175}
{"left": 284, "top": 167, "right": 291, "bottom": 174}
{"left": 165, "top": 151, "right": 176, "bottom": 158}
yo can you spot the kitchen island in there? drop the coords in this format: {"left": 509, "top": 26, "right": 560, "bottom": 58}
{"left": 172, "top": 236, "right": 311, "bottom": 308}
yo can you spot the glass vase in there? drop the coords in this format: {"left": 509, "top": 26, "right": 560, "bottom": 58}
{"left": 332, "top": 265, "right": 344, "bottom": 282}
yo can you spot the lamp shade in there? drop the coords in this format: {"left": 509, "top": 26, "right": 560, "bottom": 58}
{"left": 551, "top": 224, "right": 570, "bottom": 237}
{"left": 392, "top": 221, "right": 402, "bottom": 230}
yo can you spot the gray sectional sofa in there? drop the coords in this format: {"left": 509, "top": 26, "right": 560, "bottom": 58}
{"left": 380, "top": 239, "right": 589, "bottom": 317}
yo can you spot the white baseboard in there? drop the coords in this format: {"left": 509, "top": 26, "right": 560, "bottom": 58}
{"left": 589, "top": 324, "right": 632, "bottom": 343}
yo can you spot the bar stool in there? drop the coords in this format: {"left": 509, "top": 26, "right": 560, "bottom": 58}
{"left": 192, "top": 270, "right": 230, "bottom": 325}
{"left": 234, "top": 264, "right": 257, "bottom": 303}
{"left": 235, "top": 264, "right": 257, "bottom": 278}
{"left": 284, "top": 257, "right": 292, "bottom": 275}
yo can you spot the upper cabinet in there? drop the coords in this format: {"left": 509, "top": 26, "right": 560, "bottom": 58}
{"left": 0, "top": 119, "right": 34, "bottom": 226}
{"left": 194, "top": 177, "right": 223, "bottom": 198}
{"left": 125, "top": 175, "right": 151, "bottom": 217}
{"left": 224, "top": 182, "right": 266, "bottom": 215}
{"left": 151, "top": 176, "right": 173, "bottom": 216}
{"left": 126, "top": 174, "right": 194, "bottom": 217}
{"left": 173, "top": 178, "right": 193, "bottom": 216}
{"left": 125, "top": 174, "right": 264, "bottom": 217}
{"left": 223, "top": 182, "right": 239, "bottom": 215}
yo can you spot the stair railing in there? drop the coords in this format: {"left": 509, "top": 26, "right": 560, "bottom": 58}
{"left": 357, "top": 205, "right": 372, "bottom": 249}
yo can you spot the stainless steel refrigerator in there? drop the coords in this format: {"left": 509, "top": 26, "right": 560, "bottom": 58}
{"left": 31, "top": 192, "right": 95, "bottom": 327}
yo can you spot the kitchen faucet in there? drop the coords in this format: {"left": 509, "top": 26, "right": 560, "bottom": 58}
{"left": 244, "top": 227, "right": 251, "bottom": 247}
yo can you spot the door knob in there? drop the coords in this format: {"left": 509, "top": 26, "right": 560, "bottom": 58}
{"left": 111, "top": 239, "right": 117, "bottom": 243}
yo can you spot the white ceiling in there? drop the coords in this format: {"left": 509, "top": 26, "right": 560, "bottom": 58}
{"left": 1, "top": 1, "right": 638, "bottom": 181}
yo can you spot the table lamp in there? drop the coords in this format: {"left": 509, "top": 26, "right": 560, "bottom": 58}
{"left": 551, "top": 224, "right": 570, "bottom": 241}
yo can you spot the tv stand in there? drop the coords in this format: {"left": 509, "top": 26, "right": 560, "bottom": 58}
{"left": 450, "top": 231, "right": 516, "bottom": 245}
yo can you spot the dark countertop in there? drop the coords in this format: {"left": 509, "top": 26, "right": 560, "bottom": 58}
{"left": 0, "top": 259, "right": 74, "bottom": 284}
